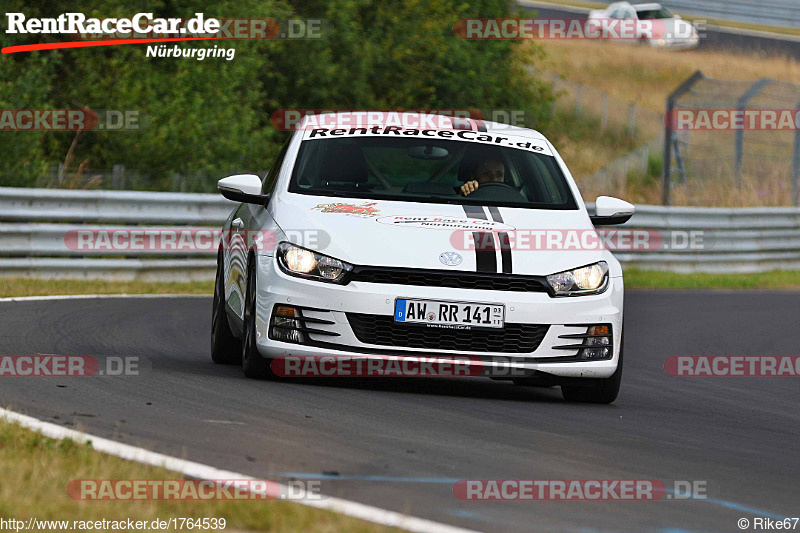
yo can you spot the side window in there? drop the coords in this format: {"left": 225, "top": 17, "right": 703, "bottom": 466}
{"left": 261, "top": 137, "right": 292, "bottom": 195}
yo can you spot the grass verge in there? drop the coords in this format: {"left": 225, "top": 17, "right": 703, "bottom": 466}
{"left": 0, "top": 278, "right": 214, "bottom": 298}
{"left": 623, "top": 269, "right": 800, "bottom": 290}
{"left": 0, "top": 418, "right": 393, "bottom": 532}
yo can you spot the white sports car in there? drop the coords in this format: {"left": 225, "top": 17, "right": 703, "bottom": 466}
{"left": 211, "top": 112, "right": 634, "bottom": 403}
{"left": 588, "top": 2, "right": 699, "bottom": 50}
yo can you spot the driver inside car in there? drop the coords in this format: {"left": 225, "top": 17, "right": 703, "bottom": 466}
{"left": 459, "top": 159, "right": 506, "bottom": 196}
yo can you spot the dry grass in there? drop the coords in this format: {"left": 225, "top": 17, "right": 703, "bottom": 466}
{"left": 0, "top": 419, "right": 394, "bottom": 532}
{"left": 536, "top": 39, "right": 800, "bottom": 112}
{"left": 545, "top": 109, "right": 642, "bottom": 178}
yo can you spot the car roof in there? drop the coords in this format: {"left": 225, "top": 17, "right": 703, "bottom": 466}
{"left": 633, "top": 3, "right": 664, "bottom": 10}
{"left": 296, "top": 111, "right": 549, "bottom": 142}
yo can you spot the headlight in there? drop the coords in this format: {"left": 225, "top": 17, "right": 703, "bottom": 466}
{"left": 546, "top": 262, "right": 609, "bottom": 296}
{"left": 277, "top": 242, "right": 352, "bottom": 283}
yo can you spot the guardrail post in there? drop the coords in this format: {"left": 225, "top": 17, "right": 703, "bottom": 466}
{"left": 628, "top": 103, "right": 636, "bottom": 136}
{"left": 112, "top": 165, "right": 125, "bottom": 189}
{"left": 576, "top": 83, "right": 583, "bottom": 118}
{"left": 663, "top": 71, "right": 705, "bottom": 206}
{"left": 734, "top": 78, "right": 772, "bottom": 189}
{"left": 601, "top": 93, "right": 609, "bottom": 130}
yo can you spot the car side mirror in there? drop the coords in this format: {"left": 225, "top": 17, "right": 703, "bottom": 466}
{"left": 218, "top": 174, "right": 269, "bottom": 205}
{"left": 590, "top": 196, "right": 635, "bottom": 225}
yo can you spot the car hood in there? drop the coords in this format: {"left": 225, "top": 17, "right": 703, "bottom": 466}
{"left": 271, "top": 194, "right": 606, "bottom": 276}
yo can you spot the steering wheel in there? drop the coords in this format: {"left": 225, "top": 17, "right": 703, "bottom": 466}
{"left": 475, "top": 181, "right": 517, "bottom": 190}
{"left": 467, "top": 180, "right": 528, "bottom": 201}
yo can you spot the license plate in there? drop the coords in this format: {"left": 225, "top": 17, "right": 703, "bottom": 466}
{"left": 394, "top": 298, "right": 504, "bottom": 329}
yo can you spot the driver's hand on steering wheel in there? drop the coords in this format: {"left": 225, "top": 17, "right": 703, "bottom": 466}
{"left": 460, "top": 180, "right": 479, "bottom": 196}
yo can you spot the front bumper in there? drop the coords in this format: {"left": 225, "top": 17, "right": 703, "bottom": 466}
{"left": 651, "top": 37, "right": 699, "bottom": 50}
{"left": 253, "top": 254, "right": 623, "bottom": 379}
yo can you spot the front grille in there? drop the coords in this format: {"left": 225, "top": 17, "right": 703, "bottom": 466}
{"left": 349, "top": 267, "right": 549, "bottom": 293}
{"left": 346, "top": 313, "right": 549, "bottom": 353}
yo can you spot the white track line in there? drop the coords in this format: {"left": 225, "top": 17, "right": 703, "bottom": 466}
{"left": 0, "top": 294, "right": 208, "bottom": 302}
{"left": 0, "top": 407, "right": 477, "bottom": 533}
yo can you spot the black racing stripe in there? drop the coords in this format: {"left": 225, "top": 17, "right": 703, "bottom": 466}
{"left": 487, "top": 206, "right": 503, "bottom": 222}
{"left": 463, "top": 205, "right": 487, "bottom": 220}
{"left": 472, "top": 231, "right": 497, "bottom": 273}
{"left": 498, "top": 232, "right": 513, "bottom": 274}
{"left": 487, "top": 207, "right": 513, "bottom": 273}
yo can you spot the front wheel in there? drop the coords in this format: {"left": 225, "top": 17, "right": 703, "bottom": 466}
{"left": 561, "top": 337, "right": 623, "bottom": 404}
{"left": 241, "top": 257, "right": 277, "bottom": 379}
{"left": 211, "top": 250, "right": 241, "bottom": 365}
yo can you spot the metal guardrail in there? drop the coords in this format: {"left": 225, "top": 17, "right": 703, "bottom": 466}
{"left": 611, "top": 205, "right": 800, "bottom": 272}
{"left": 663, "top": 0, "right": 800, "bottom": 29}
{"left": 0, "top": 187, "right": 233, "bottom": 225}
{"left": 0, "top": 187, "right": 799, "bottom": 279}
{"left": 0, "top": 187, "right": 233, "bottom": 281}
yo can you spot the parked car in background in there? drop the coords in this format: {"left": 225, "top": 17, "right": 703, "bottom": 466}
{"left": 589, "top": 2, "right": 700, "bottom": 49}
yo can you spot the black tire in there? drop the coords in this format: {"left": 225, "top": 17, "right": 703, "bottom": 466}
{"left": 561, "top": 337, "right": 623, "bottom": 404}
{"left": 241, "top": 257, "right": 277, "bottom": 379}
{"left": 211, "top": 250, "right": 241, "bottom": 365}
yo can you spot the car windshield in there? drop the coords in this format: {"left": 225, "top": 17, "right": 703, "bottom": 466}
{"left": 636, "top": 7, "right": 673, "bottom": 19}
{"left": 288, "top": 136, "right": 578, "bottom": 210}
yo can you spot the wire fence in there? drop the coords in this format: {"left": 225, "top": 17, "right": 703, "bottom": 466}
{"left": 663, "top": 71, "right": 800, "bottom": 207}
{"left": 550, "top": 72, "right": 664, "bottom": 141}
{"left": 543, "top": 71, "right": 665, "bottom": 200}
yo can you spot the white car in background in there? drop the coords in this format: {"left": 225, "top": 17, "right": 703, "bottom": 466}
{"left": 589, "top": 2, "right": 700, "bottom": 49}
{"left": 210, "top": 112, "right": 634, "bottom": 403}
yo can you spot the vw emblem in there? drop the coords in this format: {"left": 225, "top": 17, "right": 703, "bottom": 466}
{"left": 439, "top": 251, "right": 463, "bottom": 266}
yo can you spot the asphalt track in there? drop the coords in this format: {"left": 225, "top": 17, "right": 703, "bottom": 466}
{"left": 521, "top": 2, "right": 800, "bottom": 60}
{"left": 0, "top": 291, "right": 798, "bottom": 532}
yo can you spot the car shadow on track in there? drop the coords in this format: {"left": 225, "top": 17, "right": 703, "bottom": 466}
{"left": 203, "top": 360, "right": 567, "bottom": 403}
{"left": 280, "top": 376, "right": 567, "bottom": 402}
